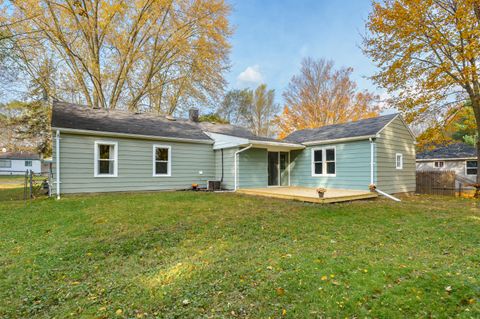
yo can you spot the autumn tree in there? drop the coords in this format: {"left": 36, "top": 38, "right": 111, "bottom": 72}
{"left": 217, "top": 89, "right": 251, "bottom": 124}
{"left": 275, "top": 57, "right": 380, "bottom": 139}
{"left": 416, "top": 103, "right": 477, "bottom": 151}
{"left": 364, "top": 0, "right": 480, "bottom": 186}
{"left": 1, "top": 0, "right": 232, "bottom": 113}
{"left": 217, "top": 84, "right": 279, "bottom": 137}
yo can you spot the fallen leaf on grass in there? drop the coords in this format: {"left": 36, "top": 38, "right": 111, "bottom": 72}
{"left": 276, "top": 288, "right": 285, "bottom": 296}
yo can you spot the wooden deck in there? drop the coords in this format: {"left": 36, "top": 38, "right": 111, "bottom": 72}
{"left": 237, "top": 186, "right": 378, "bottom": 203}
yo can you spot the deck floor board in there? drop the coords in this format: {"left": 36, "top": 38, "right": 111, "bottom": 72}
{"left": 237, "top": 186, "right": 377, "bottom": 203}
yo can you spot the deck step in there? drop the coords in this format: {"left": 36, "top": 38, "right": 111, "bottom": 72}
{"left": 237, "top": 188, "right": 377, "bottom": 204}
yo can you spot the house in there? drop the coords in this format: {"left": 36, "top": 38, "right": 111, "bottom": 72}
{"left": 416, "top": 143, "right": 477, "bottom": 187}
{"left": 51, "top": 101, "right": 416, "bottom": 197}
{"left": 0, "top": 152, "right": 42, "bottom": 175}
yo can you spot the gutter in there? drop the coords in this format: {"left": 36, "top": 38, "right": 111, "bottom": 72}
{"left": 248, "top": 140, "right": 305, "bottom": 149}
{"left": 52, "top": 127, "right": 214, "bottom": 145}
{"left": 55, "top": 130, "right": 61, "bottom": 199}
{"left": 416, "top": 157, "right": 477, "bottom": 162}
{"left": 234, "top": 144, "right": 253, "bottom": 191}
{"left": 302, "top": 135, "right": 376, "bottom": 146}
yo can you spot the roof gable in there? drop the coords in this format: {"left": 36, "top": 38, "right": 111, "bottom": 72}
{"left": 283, "top": 113, "right": 399, "bottom": 144}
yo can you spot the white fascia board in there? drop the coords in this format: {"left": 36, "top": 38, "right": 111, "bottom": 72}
{"left": 302, "top": 135, "right": 376, "bottom": 146}
{"left": 249, "top": 140, "right": 305, "bottom": 150}
{"left": 204, "top": 132, "right": 249, "bottom": 150}
{"left": 52, "top": 127, "right": 214, "bottom": 144}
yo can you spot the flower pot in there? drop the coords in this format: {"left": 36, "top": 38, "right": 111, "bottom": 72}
{"left": 318, "top": 192, "right": 324, "bottom": 198}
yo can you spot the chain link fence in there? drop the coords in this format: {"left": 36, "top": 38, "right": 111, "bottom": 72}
{"left": 0, "top": 170, "right": 52, "bottom": 202}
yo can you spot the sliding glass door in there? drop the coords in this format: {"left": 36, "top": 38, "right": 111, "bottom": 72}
{"left": 268, "top": 152, "right": 289, "bottom": 186}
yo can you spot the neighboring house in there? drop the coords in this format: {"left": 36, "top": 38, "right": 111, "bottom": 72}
{"left": 0, "top": 152, "right": 42, "bottom": 175}
{"left": 416, "top": 143, "right": 477, "bottom": 187}
{"left": 51, "top": 101, "right": 416, "bottom": 196}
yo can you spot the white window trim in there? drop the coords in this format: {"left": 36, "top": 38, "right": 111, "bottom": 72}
{"left": 152, "top": 144, "right": 172, "bottom": 177}
{"left": 396, "top": 153, "right": 403, "bottom": 170}
{"left": 465, "top": 160, "right": 478, "bottom": 176}
{"left": 25, "top": 160, "right": 32, "bottom": 167}
{"left": 94, "top": 141, "right": 118, "bottom": 177}
{"left": 311, "top": 146, "right": 336, "bottom": 177}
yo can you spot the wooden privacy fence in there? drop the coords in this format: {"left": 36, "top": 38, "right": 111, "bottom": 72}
{"left": 416, "top": 170, "right": 456, "bottom": 196}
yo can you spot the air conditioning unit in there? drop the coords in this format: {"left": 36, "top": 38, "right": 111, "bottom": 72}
{"left": 207, "top": 180, "right": 221, "bottom": 191}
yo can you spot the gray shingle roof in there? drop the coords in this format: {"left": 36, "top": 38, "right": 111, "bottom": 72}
{"left": 416, "top": 143, "right": 476, "bottom": 160}
{"left": 51, "top": 101, "right": 297, "bottom": 144}
{"left": 283, "top": 113, "right": 399, "bottom": 143}
{"left": 0, "top": 152, "right": 40, "bottom": 160}
{"left": 52, "top": 101, "right": 212, "bottom": 141}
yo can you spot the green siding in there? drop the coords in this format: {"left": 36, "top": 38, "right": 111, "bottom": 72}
{"left": 375, "top": 116, "right": 416, "bottom": 194}
{"left": 214, "top": 147, "right": 237, "bottom": 190}
{"left": 238, "top": 148, "right": 268, "bottom": 188}
{"left": 290, "top": 141, "right": 371, "bottom": 190}
{"left": 52, "top": 133, "right": 215, "bottom": 194}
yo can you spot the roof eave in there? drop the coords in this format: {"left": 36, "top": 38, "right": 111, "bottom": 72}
{"left": 52, "top": 127, "right": 214, "bottom": 144}
{"left": 302, "top": 135, "right": 376, "bottom": 146}
{"left": 416, "top": 157, "right": 477, "bottom": 161}
{"left": 248, "top": 140, "right": 305, "bottom": 150}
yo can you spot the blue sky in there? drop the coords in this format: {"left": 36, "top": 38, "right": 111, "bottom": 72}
{"left": 225, "top": 0, "right": 382, "bottom": 103}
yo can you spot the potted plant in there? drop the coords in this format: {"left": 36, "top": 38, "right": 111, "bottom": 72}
{"left": 369, "top": 184, "right": 377, "bottom": 192}
{"left": 316, "top": 187, "right": 327, "bottom": 198}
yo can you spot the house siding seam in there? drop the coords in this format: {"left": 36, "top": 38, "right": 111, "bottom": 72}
{"left": 375, "top": 116, "right": 416, "bottom": 194}
{"left": 52, "top": 133, "right": 215, "bottom": 194}
{"left": 289, "top": 140, "right": 372, "bottom": 190}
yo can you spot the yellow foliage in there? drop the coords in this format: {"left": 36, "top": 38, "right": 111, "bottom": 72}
{"left": 364, "top": 0, "right": 480, "bottom": 160}
{"left": 275, "top": 58, "right": 380, "bottom": 139}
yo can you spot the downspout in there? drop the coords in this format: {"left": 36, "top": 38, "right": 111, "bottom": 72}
{"left": 369, "top": 137, "right": 401, "bottom": 202}
{"left": 234, "top": 144, "right": 253, "bottom": 191}
{"left": 220, "top": 149, "right": 224, "bottom": 183}
{"left": 55, "top": 130, "right": 61, "bottom": 199}
{"left": 370, "top": 138, "right": 375, "bottom": 185}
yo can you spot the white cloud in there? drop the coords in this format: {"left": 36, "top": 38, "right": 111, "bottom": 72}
{"left": 237, "top": 65, "right": 263, "bottom": 87}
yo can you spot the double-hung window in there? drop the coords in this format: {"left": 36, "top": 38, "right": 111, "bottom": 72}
{"left": 153, "top": 145, "right": 171, "bottom": 176}
{"left": 25, "top": 160, "right": 32, "bottom": 167}
{"left": 466, "top": 160, "right": 478, "bottom": 175}
{"left": 396, "top": 153, "right": 403, "bottom": 169}
{"left": 94, "top": 141, "right": 118, "bottom": 177}
{"left": 0, "top": 160, "right": 11, "bottom": 168}
{"left": 434, "top": 161, "right": 444, "bottom": 168}
{"left": 311, "top": 147, "right": 336, "bottom": 176}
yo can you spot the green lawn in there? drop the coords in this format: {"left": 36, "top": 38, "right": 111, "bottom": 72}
{"left": 0, "top": 192, "right": 479, "bottom": 318}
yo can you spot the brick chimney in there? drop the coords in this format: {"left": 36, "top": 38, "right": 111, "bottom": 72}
{"left": 189, "top": 108, "right": 199, "bottom": 122}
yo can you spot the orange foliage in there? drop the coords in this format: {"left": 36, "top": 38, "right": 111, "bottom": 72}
{"left": 275, "top": 58, "right": 381, "bottom": 139}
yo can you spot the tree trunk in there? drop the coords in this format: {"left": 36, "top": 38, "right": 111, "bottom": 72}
{"left": 471, "top": 95, "right": 480, "bottom": 197}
